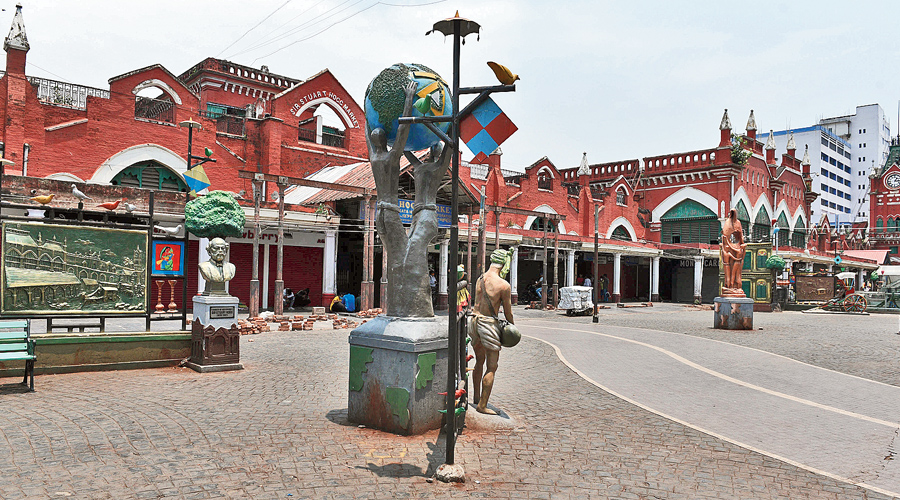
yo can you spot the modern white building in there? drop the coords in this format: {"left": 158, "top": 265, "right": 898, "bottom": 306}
{"left": 757, "top": 104, "right": 891, "bottom": 226}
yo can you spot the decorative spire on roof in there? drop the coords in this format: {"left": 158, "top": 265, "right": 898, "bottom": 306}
{"left": 577, "top": 152, "right": 589, "bottom": 176}
{"left": 746, "top": 110, "right": 757, "bottom": 131}
{"left": 786, "top": 131, "right": 796, "bottom": 151}
{"left": 719, "top": 109, "right": 732, "bottom": 130}
{"left": 765, "top": 129, "right": 776, "bottom": 150}
{"left": 801, "top": 145, "right": 810, "bottom": 166}
{"left": 4, "top": 4, "right": 29, "bottom": 53}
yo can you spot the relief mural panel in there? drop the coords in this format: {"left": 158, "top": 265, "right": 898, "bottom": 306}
{"left": 2, "top": 222, "right": 148, "bottom": 315}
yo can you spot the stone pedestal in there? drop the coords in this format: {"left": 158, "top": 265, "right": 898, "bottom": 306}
{"left": 187, "top": 295, "right": 243, "bottom": 373}
{"left": 348, "top": 315, "right": 448, "bottom": 435}
{"left": 714, "top": 296, "right": 754, "bottom": 330}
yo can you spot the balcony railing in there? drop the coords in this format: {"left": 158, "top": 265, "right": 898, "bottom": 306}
{"left": 215, "top": 114, "right": 245, "bottom": 136}
{"left": 135, "top": 97, "right": 174, "bottom": 124}
{"left": 537, "top": 177, "right": 553, "bottom": 190}
{"left": 298, "top": 128, "right": 345, "bottom": 148}
{"left": 298, "top": 128, "right": 316, "bottom": 143}
{"left": 322, "top": 130, "right": 345, "bottom": 148}
{"left": 28, "top": 76, "right": 109, "bottom": 110}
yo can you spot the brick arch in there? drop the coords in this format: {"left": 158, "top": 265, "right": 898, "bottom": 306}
{"left": 651, "top": 187, "right": 718, "bottom": 222}
{"left": 523, "top": 204, "right": 566, "bottom": 234}
{"left": 606, "top": 216, "right": 637, "bottom": 242}
{"left": 90, "top": 144, "right": 187, "bottom": 184}
{"left": 292, "top": 97, "right": 359, "bottom": 130}
{"left": 132, "top": 79, "right": 183, "bottom": 105}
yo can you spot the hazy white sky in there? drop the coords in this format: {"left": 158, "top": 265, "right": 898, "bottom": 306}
{"left": 7, "top": 1, "right": 900, "bottom": 172}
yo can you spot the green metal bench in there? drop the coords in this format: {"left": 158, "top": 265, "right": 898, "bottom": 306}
{"left": 0, "top": 320, "right": 35, "bottom": 391}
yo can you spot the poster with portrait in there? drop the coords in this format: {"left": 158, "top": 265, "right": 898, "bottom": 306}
{"left": 152, "top": 240, "right": 185, "bottom": 277}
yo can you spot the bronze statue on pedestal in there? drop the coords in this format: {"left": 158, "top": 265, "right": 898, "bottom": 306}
{"left": 720, "top": 209, "right": 747, "bottom": 297}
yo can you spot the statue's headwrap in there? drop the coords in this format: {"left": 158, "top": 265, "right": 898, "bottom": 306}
{"left": 490, "top": 248, "right": 511, "bottom": 278}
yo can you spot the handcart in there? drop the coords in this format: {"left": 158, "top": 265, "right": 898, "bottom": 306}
{"left": 558, "top": 286, "right": 595, "bottom": 316}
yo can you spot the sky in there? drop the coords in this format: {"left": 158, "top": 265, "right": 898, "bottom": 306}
{"left": 7, "top": 1, "right": 900, "bottom": 172}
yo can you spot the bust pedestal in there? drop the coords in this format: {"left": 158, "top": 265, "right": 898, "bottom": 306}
{"left": 186, "top": 295, "right": 243, "bottom": 373}
{"left": 714, "top": 296, "right": 754, "bottom": 330}
{"left": 348, "top": 316, "right": 448, "bottom": 435}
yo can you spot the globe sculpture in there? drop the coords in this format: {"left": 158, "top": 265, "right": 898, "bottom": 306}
{"left": 364, "top": 63, "right": 453, "bottom": 151}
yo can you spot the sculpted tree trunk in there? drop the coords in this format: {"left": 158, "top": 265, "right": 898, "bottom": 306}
{"left": 368, "top": 82, "right": 454, "bottom": 317}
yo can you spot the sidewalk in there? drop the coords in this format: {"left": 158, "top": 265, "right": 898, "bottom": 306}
{"left": 0, "top": 313, "right": 888, "bottom": 499}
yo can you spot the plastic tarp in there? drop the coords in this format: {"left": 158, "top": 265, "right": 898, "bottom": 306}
{"left": 558, "top": 286, "right": 594, "bottom": 310}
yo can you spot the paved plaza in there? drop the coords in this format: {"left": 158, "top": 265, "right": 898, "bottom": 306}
{"left": 1, "top": 304, "right": 899, "bottom": 499}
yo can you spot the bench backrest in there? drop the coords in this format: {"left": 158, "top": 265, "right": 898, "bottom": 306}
{"left": 0, "top": 319, "right": 31, "bottom": 353}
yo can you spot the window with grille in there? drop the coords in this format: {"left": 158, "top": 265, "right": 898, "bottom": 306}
{"left": 111, "top": 161, "right": 188, "bottom": 192}
{"left": 752, "top": 209, "right": 771, "bottom": 242}
{"left": 529, "top": 217, "right": 557, "bottom": 232}
{"left": 660, "top": 200, "right": 719, "bottom": 244}
{"left": 611, "top": 226, "right": 631, "bottom": 241}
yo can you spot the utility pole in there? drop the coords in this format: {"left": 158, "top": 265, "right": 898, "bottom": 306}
{"left": 553, "top": 230, "right": 559, "bottom": 308}
{"left": 593, "top": 204, "right": 600, "bottom": 323}
{"left": 250, "top": 177, "right": 261, "bottom": 318}
{"left": 274, "top": 178, "right": 285, "bottom": 316}
{"left": 542, "top": 215, "right": 548, "bottom": 309}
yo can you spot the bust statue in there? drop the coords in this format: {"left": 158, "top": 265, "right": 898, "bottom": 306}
{"left": 199, "top": 237, "right": 236, "bottom": 296}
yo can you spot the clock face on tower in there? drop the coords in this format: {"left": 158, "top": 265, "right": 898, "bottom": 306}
{"left": 887, "top": 173, "right": 900, "bottom": 190}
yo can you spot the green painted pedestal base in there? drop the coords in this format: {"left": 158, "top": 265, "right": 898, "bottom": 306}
{"left": 348, "top": 315, "right": 448, "bottom": 435}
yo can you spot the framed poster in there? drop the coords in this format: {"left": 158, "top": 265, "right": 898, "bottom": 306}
{"left": 1, "top": 222, "right": 148, "bottom": 315}
{"left": 152, "top": 240, "right": 185, "bottom": 277}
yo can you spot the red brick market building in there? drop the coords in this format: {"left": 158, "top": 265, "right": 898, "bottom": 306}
{"left": 455, "top": 108, "right": 878, "bottom": 305}
{"left": 0, "top": 6, "right": 879, "bottom": 312}
{"left": 0, "top": 5, "right": 367, "bottom": 309}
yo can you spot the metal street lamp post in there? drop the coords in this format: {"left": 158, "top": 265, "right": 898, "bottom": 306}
{"left": 179, "top": 118, "right": 216, "bottom": 330}
{"left": 402, "top": 13, "right": 516, "bottom": 473}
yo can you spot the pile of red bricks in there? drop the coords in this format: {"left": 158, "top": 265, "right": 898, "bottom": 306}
{"left": 525, "top": 301, "right": 556, "bottom": 310}
{"left": 332, "top": 317, "right": 360, "bottom": 330}
{"left": 357, "top": 308, "right": 383, "bottom": 318}
{"left": 224, "top": 313, "right": 366, "bottom": 335}
{"left": 237, "top": 317, "right": 272, "bottom": 335}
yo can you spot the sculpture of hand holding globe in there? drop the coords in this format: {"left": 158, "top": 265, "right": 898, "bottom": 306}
{"left": 364, "top": 63, "right": 455, "bottom": 318}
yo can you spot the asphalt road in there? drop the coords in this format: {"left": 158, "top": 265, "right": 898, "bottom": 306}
{"left": 521, "top": 317, "right": 900, "bottom": 498}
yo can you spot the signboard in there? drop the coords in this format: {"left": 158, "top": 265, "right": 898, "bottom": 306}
{"left": 209, "top": 305, "right": 236, "bottom": 320}
{"left": 365, "top": 199, "right": 452, "bottom": 228}
{"left": 152, "top": 240, "right": 185, "bottom": 276}
{"left": 1, "top": 222, "right": 148, "bottom": 315}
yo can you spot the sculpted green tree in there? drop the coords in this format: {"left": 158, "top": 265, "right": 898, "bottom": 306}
{"left": 185, "top": 190, "right": 245, "bottom": 295}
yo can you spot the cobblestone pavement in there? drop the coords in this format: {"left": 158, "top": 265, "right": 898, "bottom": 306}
{"left": 1, "top": 310, "right": 894, "bottom": 499}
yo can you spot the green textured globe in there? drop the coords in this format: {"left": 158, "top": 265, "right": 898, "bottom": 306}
{"left": 364, "top": 63, "right": 452, "bottom": 151}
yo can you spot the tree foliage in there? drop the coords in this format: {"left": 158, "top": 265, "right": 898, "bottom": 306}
{"left": 765, "top": 254, "right": 786, "bottom": 271}
{"left": 185, "top": 190, "right": 245, "bottom": 239}
{"left": 731, "top": 134, "right": 752, "bottom": 166}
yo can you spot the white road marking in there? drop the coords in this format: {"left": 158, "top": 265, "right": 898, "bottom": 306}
{"left": 521, "top": 324, "right": 900, "bottom": 499}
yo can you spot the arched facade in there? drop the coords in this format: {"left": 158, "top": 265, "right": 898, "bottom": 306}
{"left": 524, "top": 205, "right": 566, "bottom": 235}
{"left": 606, "top": 216, "right": 637, "bottom": 242}
{"left": 90, "top": 144, "right": 187, "bottom": 185}
{"left": 651, "top": 187, "right": 718, "bottom": 223}
{"left": 660, "top": 199, "right": 719, "bottom": 244}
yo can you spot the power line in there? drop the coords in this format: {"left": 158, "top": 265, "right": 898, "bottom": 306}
{"left": 229, "top": 0, "right": 355, "bottom": 60}
{"left": 245, "top": 0, "right": 446, "bottom": 64}
{"left": 250, "top": 0, "right": 374, "bottom": 64}
{"left": 225, "top": 0, "right": 350, "bottom": 59}
{"left": 215, "top": 0, "right": 295, "bottom": 58}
